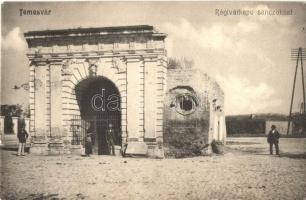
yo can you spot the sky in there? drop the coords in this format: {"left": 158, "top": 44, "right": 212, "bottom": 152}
{"left": 1, "top": 2, "right": 306, "bottom": 115}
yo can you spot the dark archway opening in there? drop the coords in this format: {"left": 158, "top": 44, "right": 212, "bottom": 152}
{"left": 75, "top": 77, "right": 121, "bottom": 155}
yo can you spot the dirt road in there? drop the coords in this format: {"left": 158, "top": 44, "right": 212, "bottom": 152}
{"left": 1, "top": 137, "right": 305, "bottom": 200}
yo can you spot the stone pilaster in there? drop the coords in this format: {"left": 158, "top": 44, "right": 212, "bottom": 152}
{"left": 25, "top": 118, "right": 30, "bottom": 138}
{"left": 143, "top": 56, "right": 157, "bottom": 140}
{"left": 222, "top": 114, "right": 227, "bottom": 145}
{"left": 33, "top": 58, "right": 48, "bottom": 139}
{"left": 0, "top": 116, "right": 4, "bottom": 144}
{"left": 112, "top": 57, "right": 128, "bottom": 144}
{"left": 49, "top": 61, "right": 63, "bottom": 138}
{"left": 12, "top": 117, "right": 18, "bottom": 136}
{"left": 138, "top": 58, "right": 145, "bottom": 142}
{"left": 29, "top": 62, "right": 35, "bottom": 137}
{"left": 156, "top": 55, "right": 167, "bottom": 143}
{"left": 208, "top": 102, "right": 214, "bottom": 144}
{"left": 46, "top": 64, "right": 51, "bottom": 137}
{"left": 126, "top": 56, "right": 143, "bottom": 141}
{"left": 61, "top": 59, "right": 73, "bottom": 141}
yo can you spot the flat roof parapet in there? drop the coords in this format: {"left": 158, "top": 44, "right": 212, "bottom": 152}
{"left": 24, "top": 25, "right": 166, "bottom": 39}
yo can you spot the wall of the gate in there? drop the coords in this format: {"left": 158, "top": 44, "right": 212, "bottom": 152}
{"left": 24, "top": 26, "right": 167, "bottom": 156}
{"left": 164, "top": 68, "right": 226, "bottom": 157}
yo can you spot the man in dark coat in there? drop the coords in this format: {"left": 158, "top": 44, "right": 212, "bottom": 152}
{"left": 84, "top": 122, "right": 95, "bottom": 156}
{"left": 85, "top": 134, "right": 93, "bottom": 156}
{"left": 267, "top": 125, "right": 280, "bottom": 155}
{"left": 17, "top": 114, "right": 28, "bottom": 156}
{"left": 106, "top": 123, "right": 115, "bottom": 155}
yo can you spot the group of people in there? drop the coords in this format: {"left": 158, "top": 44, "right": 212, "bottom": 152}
{"left": 15, "top": 115, "right": 282, "bottom": 156}
{"left": 15, "top": 118, "right": 116, "bottom": 157}
{"left": 84, "top": 123, "right": 116, "bottom": 156}
{"left": 84, "top": 124, "right": 282, "bottom": 156}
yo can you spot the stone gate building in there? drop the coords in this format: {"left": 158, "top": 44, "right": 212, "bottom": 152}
{"left": 23, "top": 25, "right": 226, "bottom": 158}
{"left": 24, "top": 25, "right": 167, "bottom": 157}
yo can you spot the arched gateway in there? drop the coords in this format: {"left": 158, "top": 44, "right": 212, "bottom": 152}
{"left": 24, "top": 25, "right": 167, "bottom": 157}
{"left": 75, "top": 76, "right": 122, "bottom": 155}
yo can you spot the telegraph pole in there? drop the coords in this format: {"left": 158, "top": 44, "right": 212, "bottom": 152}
{"left": 287, "top": 48, "right": 306, "bottom": 135}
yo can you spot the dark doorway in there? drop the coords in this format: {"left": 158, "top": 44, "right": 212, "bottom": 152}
{"left": 75, "top": 77, "right": 121, "bottom": 155}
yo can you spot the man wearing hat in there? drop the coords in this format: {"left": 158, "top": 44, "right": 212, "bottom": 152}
{"left": 17, "top": 113, "right": 28, "bottom": 156}
{"left": 106, "top": 123, "right": 115, "bottom": 155}
{"left": 267, "top": 125, "right": 281, "bottom": 155}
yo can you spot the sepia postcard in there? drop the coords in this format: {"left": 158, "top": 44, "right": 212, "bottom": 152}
{"left": 0, "top": 1, "right": 305, "bottom": 200}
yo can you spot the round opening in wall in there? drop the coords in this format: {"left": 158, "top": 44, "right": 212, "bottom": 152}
{"left": 179, "top": 98, "right": 193, "bottom": 111}
{"left": 175, "top": 93, "right": 199, "bottom": 115}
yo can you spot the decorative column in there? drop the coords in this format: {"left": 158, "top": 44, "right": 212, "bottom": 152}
{"left": 0, "top": 116, "right": 4, "bottom": 144}
{"left": 222, "top": 114, "right": 227, "bottom": 145}
{"left": 61, "top": 59, "right": 73, "bottom": 141}
{"left": 138, "top": 58, "right": 145, "bottom": 142}
{"left": 28, "top": 58, "right": 49, "bottom": 155}
{"left": 49, "top": 60, "right": 64, "bottom": 139}
{"left": 126, "top": 56, "right": 143, "bottom": 141}
{"left": 208, "top": 102, "right": 215, "bottom": 143}
{"left": 112, "top": 57, "right": 128, "bottom": 144}
{"left": 143, "top": 56, "right": 158, "bottom": 140}
{"left": 46, "top": 64, "right": 51, "bottom": 137}
{"left": 25, "top": 118, "right": 30, "bottom": 138}
{"left": 156, "top": 55, "right": 167, "bottom": 143}
{"left": 33, "top": 58, "right": 48, "bottom": 139}
{"left": 219, "top": 114, "right": 223, "bottom": 141}
{"left": 125, "top": 56, "right": 148, "bottom": 156}
{"left": 29, "top": 62, "right": 35, "bottom": 137}
{"left": 0, "top": 116, "right": 4, "bottom": 134}
{"left": 12, "top": 117, "right": 19, "bottom": 136}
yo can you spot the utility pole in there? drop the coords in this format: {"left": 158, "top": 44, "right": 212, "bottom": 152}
{"left": 287, "top": 48, "right": 306, "bottom": 135}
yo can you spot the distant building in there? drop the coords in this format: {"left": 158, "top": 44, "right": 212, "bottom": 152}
{"left": 226, "top": 113, "right": 305, "bottom": 136}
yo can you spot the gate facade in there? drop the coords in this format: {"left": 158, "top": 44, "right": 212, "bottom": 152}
{"left": 25, "top": 25, "right": 167, "bottom": 158}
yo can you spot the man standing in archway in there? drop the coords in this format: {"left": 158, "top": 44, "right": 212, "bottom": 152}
{"left": 106, "top": 123, "right": 115, "bottom": 155}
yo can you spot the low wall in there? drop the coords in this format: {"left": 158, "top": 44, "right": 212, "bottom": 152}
{"left": 0, "top": 116, "right": 30, "bottom": 146}
{"left": 163, "top": 118, "right": 210, "bottom": 157}
{"left": 265, "top": 121, "right": 290, "bottom": 135}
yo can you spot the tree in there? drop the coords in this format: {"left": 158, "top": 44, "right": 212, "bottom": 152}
{"left": 1, "top": 104, "right": 23, "bottom": 117}
{"left": 167, "top": 57, "right": 194, "bottom": 69}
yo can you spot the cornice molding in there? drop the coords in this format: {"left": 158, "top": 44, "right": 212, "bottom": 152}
{"left": 26, "top": 50, "right": 165, "bottom": 61}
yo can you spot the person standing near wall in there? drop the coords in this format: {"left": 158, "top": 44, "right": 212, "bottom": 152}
{"left": 17, "top": 114, "right": 28, "bottom": 156}
{"left": 84, "top": 122, "right": 95, "bottom": 156}
{"left": 84, "top": 134, "right": 92, "bottom": 156}
{"left": 267, "top": 125, "right": 280, "bottom": 155}
{"left": 106, "top": 123, "right": 115, "bottom": 155}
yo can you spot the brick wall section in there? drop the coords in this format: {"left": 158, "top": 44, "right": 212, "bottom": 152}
{"left": 163, "top": 68, "right": 224, "bottom": 157}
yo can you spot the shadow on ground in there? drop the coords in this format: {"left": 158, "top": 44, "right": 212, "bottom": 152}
{"left": 226, "top": 146, "right": 306, "bottom": 159}
{"left": 226, "top": 141, "right": 261, "bottom": 145}
{"left": 278, "top": 153, "right": 306, "bottom": 159}
{"left": 0, "top": 146, "right": 30, "bottom": 153}
{"left": 4, "top": 192, "right": 88, "bottom": 200}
